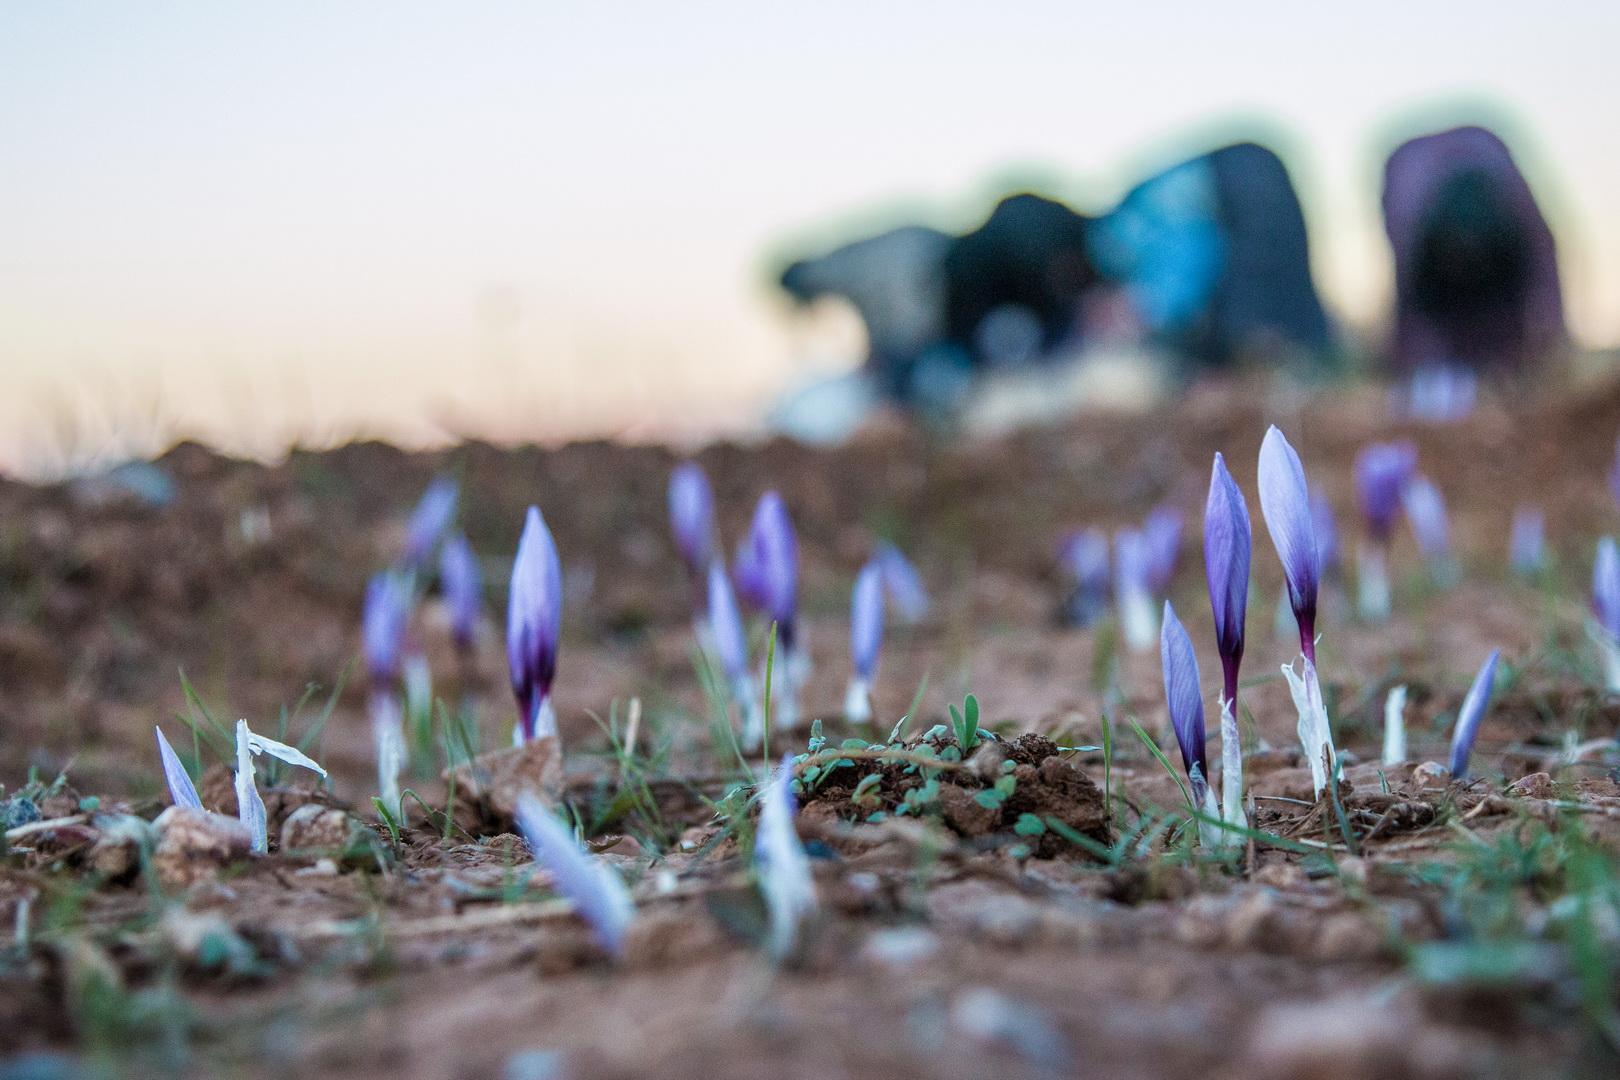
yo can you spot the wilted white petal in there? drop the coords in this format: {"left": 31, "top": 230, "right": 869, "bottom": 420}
{"left": 514, "top": 792, "right": 635, "bottom": 956}
{"left": 757, "top": 755, "right": 817, "bottom": 960}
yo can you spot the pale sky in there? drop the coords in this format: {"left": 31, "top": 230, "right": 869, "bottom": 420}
{"left": 3, "top": 3, "right": 1618, "bottom": 475}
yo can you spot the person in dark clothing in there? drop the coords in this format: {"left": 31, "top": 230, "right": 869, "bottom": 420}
{"left": 1381, "top": 125, "right": 1566, "bottom": 374}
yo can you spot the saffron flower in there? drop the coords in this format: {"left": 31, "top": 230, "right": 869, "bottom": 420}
{"left": 875, "top": 542, "right": 929, "bottom": 623}
{"left": 1114, "top": 528, "right": 1156, "bottom": 651}
{"left": 233, "top": 718, "right": 327, "bottom": 854}
{"left": 1202, "top": 453, "right": 1250, "bottom": 830}
{"left": 1508, "top": 507, "right": 1545, "bottom": 577}
{"left": 507, "top": 506, "right": 563, "bottom": 745}
{"left": 1142, "top": 505, "right": 1184, "bottom": 595}
{"left": 1402, "top": 364, "right": 1477, "bottom": 423}
{"left": 845, "top": 561, "right": 885, "bottom": 722}
{"left": 514, "top": 791, "right": 635, "bottom": 957}
{"left": 1311, "top": 492, "right": 1341, "bottom": 577}
{"left": 1058, "top": 528, "right": 1110, "bottom": 628}
{"left": 439, "top": 532, "right": 483, "bottom": 653}
{"left": 402, "top": 476, "right": 459, "bottom": 569}
{"left": 668, "top": 462, "right": 716, "bottom": 583}
{"left": 1448, "top": 650, "right": 1501, "bottom": 778}
{"left": 1591, "top": 537, "right": 1620, "bottom": 693}
{"left": 756, "top": 755, "right": 817, "bottom": 960}
{"left": 733, "top": 492, "right": 804, "bottom": 733}
{"left": 1382, "top": 684, "right": 1408, "bottom": 766}
{"left": 1257, "top": 425, "right": 1336, "bottom": 797}
{"left": 1402, "top": 474, "right": 1457, "bottom": 584}
{"left": 362, "top": 569, "right": 413, "bottom": 809}
{"left": 155, "top": 727, "right": 202, "bottom": 811}
{"left": 1160, "top": 602, "right": 1222, "bottom": 844}
{"left": 1352, "top": 441, "right": 1415, "bottom": 620}
{"left": 707, "top": 559, "right": 764, "bottom": 746}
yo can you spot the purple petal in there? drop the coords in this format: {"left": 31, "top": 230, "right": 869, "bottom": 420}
{"left": 1594, "top": 537, "right": 1620, "bottom": 640}
{"left": 1310, "top": 492, "right": 1340, "bottom": 572}
{"left": 1203, "top": 452, "right": 1251, "bottom": 672}
{"left": 850, "top": 561, "right": 885, "bottom": 680}
{"left": 1159, "top": 601, "right": 1208, "bottom": 801}
{"left": 439, "top": 532, "right": 483, "bottom": 651}
{"left": 1059, "top": 528, "right": 1110, "bottom": 589}
{"left": 403, "top": 476, "right": 459, "bottom": 568}
{"left": 1113, "top": 528, "right": 1148, "bottom": 600}
{"left": 1353, "top": 442, "right": 1416, "bottom": 542}
{"left": 1257, "top": 426, "right": 1320, "bottom": 633}
{"left": 668, "top": 462, "right": 715, "bottom": 576}
{"left": 155, "top": 727, "right": 203, "bottom": 811}
{"left": 1401, "top": 474, "right": 1450, "bottom": 560}
{"left": 707, "top": 558, "right": 750, "bottom": 682}
{"left": 1142, "top": 505, "right": 1184, "bottom": 594}
{"left": 361, "top": 570, "right": 413, "bottom": 684}
{"left": 875, "top": 543, "right": 929, "bottom": 623}
{"left": 1508, "top": 507, "right": 1544, "bottom": 574}
{"left": 1448, "top": 649, "right": 1501, "bottom": 778}
{"left": 733, "top": 492, "right": 798, "bottom": 644}
{"left": 514, "top": 792, "right": 635, "bottom": 956}
{"left": 506, "top": 506, "right": 563, "bottom": 741}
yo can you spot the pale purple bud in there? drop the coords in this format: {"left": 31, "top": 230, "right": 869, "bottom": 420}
{"left": 439, "top": 532, "right": 482, "bottom": 652}
{"left": 1609, "top": 437, "right": 1620, "bottom": 511}
{"left": 1353, "top": 442, "right": 1416, "bottom": 543}
{"left": 1404, "top": 365, "right": 1477, "bottom": 423}
{"left": 507, "top": 506, "right": 563, "bottom": 743}
{"left": 850, "top": 561, "right": 885, "bottom": 681}
{"left": 1160, "top": 602, "right": 1208, "bottom": 806}
{"left": 362, "top": 570, "right": 413, "bottom": 685}
{"left": 1508, "top": 507, "right": 1544, "bottom": 576}
{"left": 668, "top": 462, "right": 715, "bottom": 578}
{"left": 875, "top": 542, "right": 929, "bottom": 622}
{"left": 707, "top": 559, "right": 750, "bottom": 682}
{"left": 514, "top": 792, "right": 635, "bottom": 957}
{"left": 757, "top": 754, "right": 817, "bottom": 959}
{"left": 1448, "top": 649, "right": 1501, "bottom": 778}
{"left": 1311, "top": 492, "right": 1341, "bottom": 574}
{"left": 733, "top": 492, "right": 799, "bottom": 647}
{"left": 1114, "top": 528, "right": 1149, "bottom": 600}
{"left": 1203, "top": 453, "right": 1251, "bottom": 705}
{"left": 155, "top": 727, "right": 202, "bottom": 811}
{"left": 1257, "top": 426, "right": 1320, "bottom": 656}
{"left": 1142, "top": 505, "right": 1183, "bottom": 594}
{"left": 1594, "top": 537, "right": 1620, "bottom": 641}
{"left": 403, "top": 476, "right": 459, "bottom": 569}
{"left": 1402, "top": 474, "right": 1451, "bottom": 562}
{"left": 1059, "top": 528, "right": 1110, "bottom": 627}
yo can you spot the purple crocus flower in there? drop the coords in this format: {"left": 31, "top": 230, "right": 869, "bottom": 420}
{"left": 1159, "top": 601, "right": 1208, "bottom": 807}
{"left": 1311, "top": 492, "right": 1340, "bottom": 575}
{"left": 402, "top": 476, "right": 459, "bottom": 569}
{"left": 1257, "top": 426, "right": 1320, "bottom": 659}
{"left": 1114, "top": 528, "right": 1156, "bottom": 650}
{"left": 875, "top": 542, "right": 929, "bottom": 623}
{"left": 708, "top": 559, "right": 764, "bottom": 743}
{"left": 668, "top": 462, "right": 715, "bottom": 580}
{"left": 1402, "top": 474, "right": 1452, "bottom": 570}
{"left": 155, "top": 727, "right": 202, "bottom": 811}
{"left": 439, "top": 532, "right": 483, "bottom": 653}
{"left": 733, "top": 491, "right": 799, "bottom": 647}
{"left": 1508, "top": 507, "right": 1544, "bottom": 576}
{"left": 1203, "top": 453, "right": 1251, "bottom": 708}
{"left": 1059, "top": 528, "right": 1110, "bottom": 628}
{"left": 1142, "top": 505, "right": 1184, "bottom": 594}
{"left": 850, "top": 561, "right": 884, "bottom": 682}
{"left": 362, "top": 570, "right": 413, "bottom": 685}
{"left": 1353, "top": 442, "right": 1416, "bottom": 545}
{"left": 1607, "top": 437, "right": 1620, "bottom": 511}
{"left": 507, "top": 506, "right": 563, "bottom": 744}
{"left": 514, "top": 791, "right": 635, "bottom": 957}
{"left": 1594, "top": 537, "right": 1620, "bottom": 641}
{"left": 1447, "top": 649, "right": 1501, "bottom": 778}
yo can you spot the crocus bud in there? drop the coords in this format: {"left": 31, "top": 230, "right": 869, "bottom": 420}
{"left": 1159, "top": 602, "right": 1209, "bottom": 808}
{"left": 1403, "top": 364, "right": 1476, "bottom": 423}
{"left": 234, "top": 718, "right": 327, "bottom": 853}
{"left": 1310, "top": 492, "right": 1341, "bottom": 576}
{"left": 1114, "top": 528, "right": 1156, "bottom": 651}
{"left": 439, "top": 532, "right": 482, "bottom": 653}
{"left": 733, "top": 492, "right": 799, "bottom": 647}
{"left": 403, "top": 476, "right": 459, "bottom": 569}
{"left": 1142, "top": 505, "right": 1184, "bottom": 595}
{"left": 756, "top": 754, "right": 817, "bottom": 960}
{"left": 1402, "top": 474, "right": 1454, "bottom": 581}
{"left": 708, "top": 559, "right": 763, "bottom": 744}
{"left": 1508, "top": 507, "right": 1544, "bottom": 576}
{"left": 1595, "top": 537, "right": 1620, "bottom": 641}
{"left": 514, "top": 791, "right": 635, "bottom": 958}
{"left": 875, "top": 542, "right": 929, "bottom": 623}
{"left": 668, "top": 462, "right": 715, "bottom": 580}
{"left": 1448, "top": 650, "right": 1501, "bottom": 779}
{"left": 1059, "top": 528, "right": 1110, "bottom": 628}
{"left": 507, "top": 506, "right": 563, "bottom": 744}
{"left": 1354, "top": 442, "right": 1416, "bottom": 546}
{"left": 1607, "top": 438, "right": 1620, "bottom": 511}
{"left": 362, "top": 570, "right": 413, "bottom": 686}
{"left": 845, "top": 561, "right": 884, "bottom": 721}
{"left": 155, "top": 727, "right": 202, "bottom": 811}
{"left": 1203, "top": 453, "right": 1251, "bottom": 705}
{"left": 1258, "top": 426, "right": 1320, "bottom": 658}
